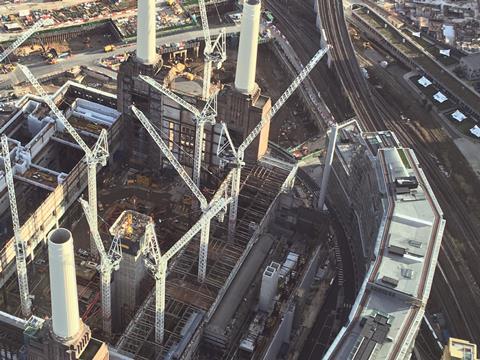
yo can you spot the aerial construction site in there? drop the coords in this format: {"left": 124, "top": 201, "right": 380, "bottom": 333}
{"left": 0, "top": 0, "right": 454, "bottom": 359}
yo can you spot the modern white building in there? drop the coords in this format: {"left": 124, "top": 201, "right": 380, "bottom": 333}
{"left": 324, "top": 123, "right": 445, "bottom": 360}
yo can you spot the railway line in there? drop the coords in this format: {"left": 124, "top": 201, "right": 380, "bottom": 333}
{"left": 318, "top": 0, "right": 480, "bottom": 343}
{"left": 266, "top": 0, "right": 480, "bottom": 348}
{"left": 265, "top": 0, "right": 353, "bottom": 122}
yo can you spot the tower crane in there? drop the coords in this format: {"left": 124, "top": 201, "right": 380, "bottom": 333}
{"left": 79, "top": 198, "right": 122, "bottom": 339}
{"left": 140, "top": 75, "right": 216, "bottom": 188}
{"left": 227, "top": 45, "right": 331, "bottom": 239}
{"left": 17, "top": 64, "right": 109, "bottom": 256}
{"left": 0, "top": 19, "right": 44, "bottom": 64}
{"left": 0, "top": 19, "right": 51, "bottom": 319}
{"left": 197, "top": 0, "right": 226, "bottom": 100}
{"left": 140, "top": 194, "right": 231, "bottom": 343}
{"left": 0, "top": 135, "right": 32, "bottom": 318}
{"left": 131, "top": 105, "right": 228, "bottom": 284}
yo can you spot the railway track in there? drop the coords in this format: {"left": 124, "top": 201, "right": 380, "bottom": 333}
{"left": 318, "top": 0, "right": 382, "bottom": 131}
{"left": 317, "top": 0, "right": 480, "bottom": 342}
{"left": 265, "top": 0, "right": 352, "bottom": 122}
{"left": 266, "top": 0, "right": 480, "bottom": 345}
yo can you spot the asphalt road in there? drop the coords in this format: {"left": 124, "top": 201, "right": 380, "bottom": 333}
{"left": 1, "top": 24, "right": 241, "bottom": 86}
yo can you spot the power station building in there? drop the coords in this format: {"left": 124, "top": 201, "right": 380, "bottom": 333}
{"left": 0, "top": 0, "right": 294, "bottom": 358}
{"left": 117, "top": 0, "right": 270, "bottom": 177}
{"left": 0, "top": 0, "right": 446, "bottom": 357}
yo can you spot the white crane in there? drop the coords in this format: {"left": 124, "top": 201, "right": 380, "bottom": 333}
{"left": 0, "top": 19, "right": 44, "bottom": 64}
{"left": 0, "top": 18, "right": 51, "bottom": 319}
{"left": 79, "top": 198, "right": 122, "bottom": 339}
{"left": 131, "top": 105, "right": 226, "bottom": 284}
{"left": 197, "top": 0, "right": 226, "bottom": 100}
{"left": 140, "top": 75, "right": 216, "bottom": 188}
{"left": 227, "top": 45, "right": 331, "bottom": 239}
{"left": 0, "top": 135, "right": 32, "bottom": 318}
{"left": 17, "top": 64, "right": 109, "bottom": 257}
{"left": 140, "top": 194, "right": 230, "bottom": 343}
{"left": 140, "top": 0, "right": 225, "bottom": 187}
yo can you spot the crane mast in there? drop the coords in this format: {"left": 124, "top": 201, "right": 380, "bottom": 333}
{"left": 228, "top": 46, "right": 331, "bottom": 239}
{"left": 141, "top": 223, "right": 165, "bottom": 344}
{"left": 79, "top": 199, "right": 122, "bottom": 339}
{"left": 139, "top": 75, "right": 216, "bottom": 187}
{"left": 197, "top": 0, "right": 226, "bottom": 100}
{"left": 17, "top": 64, "right": 109, "bottom": 256}
{"left": 192, "top": 93, "right": 217, "bottom": 187}
{"left": 131, "top": 105, "right": 222, "bottom": 284}
{"left": 1, "top": 135, "right": 32, "bottom": 318}
{"left": 141, "top": 196, "right": 230, "bottom": 343}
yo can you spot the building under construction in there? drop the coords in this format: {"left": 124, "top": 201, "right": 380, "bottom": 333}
{"left": 0, "top": 0, "right": 446, "bottom": 358}
{"left": 0, "top": 0, "right": 330, "bottom": 358}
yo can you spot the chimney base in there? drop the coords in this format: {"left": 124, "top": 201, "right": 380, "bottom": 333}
{"left": 25, "top": 319, "right": 92, "bottom": 360}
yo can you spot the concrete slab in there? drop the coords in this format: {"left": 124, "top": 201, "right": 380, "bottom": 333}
{"left": 207, "top": 234, "right": 275, "bottom": 334}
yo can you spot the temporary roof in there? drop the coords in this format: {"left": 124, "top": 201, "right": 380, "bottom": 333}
{"left": 4, "top": 22, "right": 22, "bottom": 31}
{"left": 440, "top": 49, "right": 451, "bottom": 57}
{"left": 470, "top": 125, "right": 480, "bottom": 138}
{"left": 451, "top": 110, "right": 466, "bottom": 122}
{"left": 412, "top": 31, "right": 421, "bottom": 38}
{"left": 418, "top": 76, "right": 432, "bottom": 87}
{"left": 433, "top": 91, "right": 447, "bottom": 103}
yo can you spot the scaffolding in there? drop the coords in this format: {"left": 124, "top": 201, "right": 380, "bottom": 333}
{"left": 115, "top": 161, "right": 296, "bottom": 359}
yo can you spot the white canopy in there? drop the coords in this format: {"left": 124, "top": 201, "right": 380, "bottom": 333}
{"left": 433, "top": 92, "right": 447, "bottom": 103}
{"left": 440, "top": 49, "right": 451, "bottom": 56}
{"left": 418, "top": 76, "right": 432, "bottom": 87}
{"left": 470, "top": 125, "right": 480, "bottom": 138}
{"left": 451, "top": 110, "right": 466, "bottom": 122}
{"left": 412, "top": 31, "right": 421, "bottom": 38}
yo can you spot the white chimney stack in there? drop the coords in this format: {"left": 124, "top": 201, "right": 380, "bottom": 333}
{"left": 136, "top": 0, "right": 157, "bottom": 65}
{"left": 235, "top": 0, "right": 261, "bottom": 95}
{"left": 48, "top": 228, "right": 82, "bottom": 340}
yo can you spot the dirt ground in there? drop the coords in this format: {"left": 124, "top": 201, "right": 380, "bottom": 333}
{"left": 15, "top": 26, "right": 115, "bottom": 60}
{"left": 68, "top": 31, "right": 115, "bottom": 53}
{"left": 256, "top": 45, "right": 319, "bottom": 149}
{"left": 219, "top": 44, "right": 320, "bottom": 150}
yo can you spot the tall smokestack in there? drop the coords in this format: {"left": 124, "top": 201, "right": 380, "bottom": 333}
{"left": 136, "top": 0, "right": 157, "bottom": 65}
{"left": 235, "top": 0, "right": 261, "bottom": 95}
{"left": 48, "top": 228, "right": 82, "bottom": 340}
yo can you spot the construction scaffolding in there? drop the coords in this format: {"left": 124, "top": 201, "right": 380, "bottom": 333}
{"left": 115, "top": 161, "right": 296, "bottom": 359}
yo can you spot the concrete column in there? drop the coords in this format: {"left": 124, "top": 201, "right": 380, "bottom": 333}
{"left": 48, "top": 228, "right": 81, "bottom": 340}
{"left": 318, "top": 124, "right": 339, "bottom": 210}
{"left": 259, "top": 262, "right": 280, "bottom": 313}
{"left": 136, "top": 0, "right": 157, "bottom": 64}
{"left": 235, "top": 0, "right": 261, "bottom": 94}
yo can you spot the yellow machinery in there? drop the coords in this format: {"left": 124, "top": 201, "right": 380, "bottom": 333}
{"left": 104, "top": 44, "right": 115, "bottom": 52}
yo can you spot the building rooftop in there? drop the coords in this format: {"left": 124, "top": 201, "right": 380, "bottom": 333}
{"left": 325, "top": 127, "right": 445, "bottom": 360}
{"left": 0, "top": 80, "right": 120, "bottom": 254}
{"left": 109, "top": 210, "right": 153, "bottom": 256}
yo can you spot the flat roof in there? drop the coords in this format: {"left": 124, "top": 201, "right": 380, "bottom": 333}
{"left": 325, "top": 129, "right": 445, "bottom": 360}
